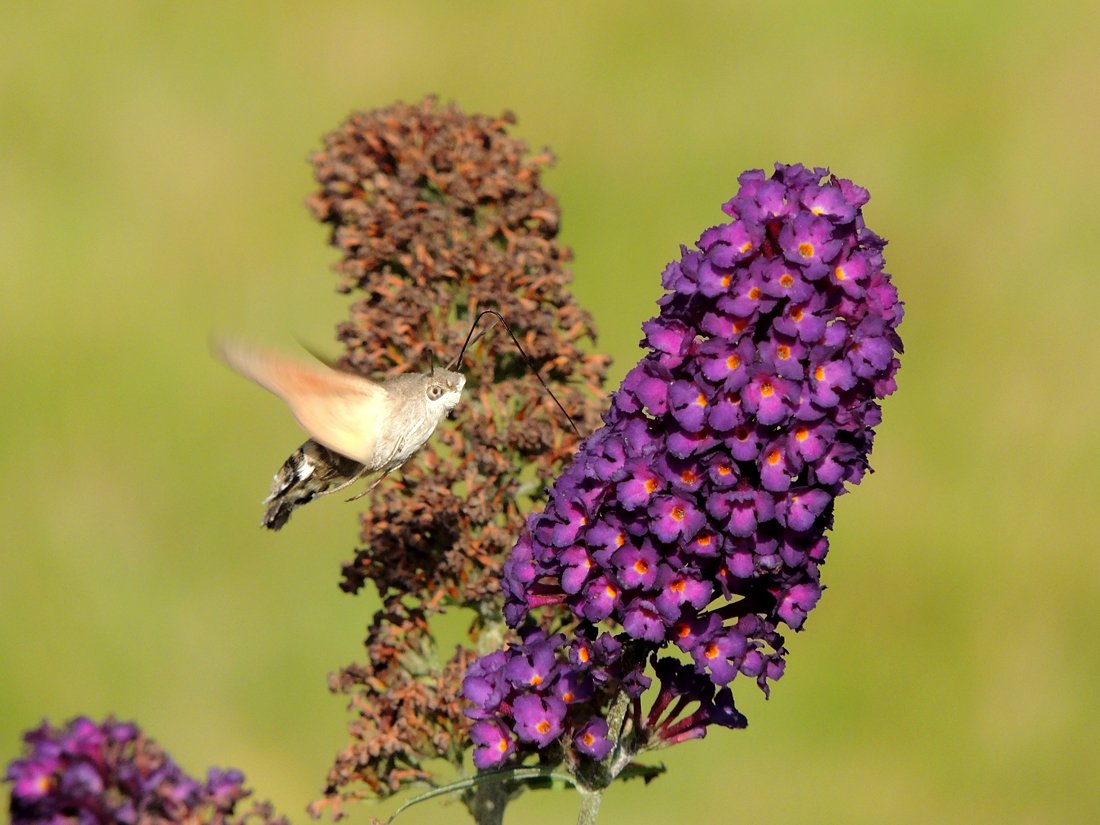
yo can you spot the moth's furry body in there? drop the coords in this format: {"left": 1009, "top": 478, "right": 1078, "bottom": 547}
{"left": 216, "top": 340, "right": 464, "bottom": 529}
{"left": 261, "top": 439, "right": 363, "bottom": 530}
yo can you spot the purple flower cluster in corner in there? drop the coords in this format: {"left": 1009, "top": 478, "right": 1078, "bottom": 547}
{"left": 463, "top": 163, "right": 903, "bottom": 767}
{"left": 6, "top": 716, "right": 287, "bottom": 825}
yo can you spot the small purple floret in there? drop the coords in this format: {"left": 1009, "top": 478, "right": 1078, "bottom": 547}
{"left": 470, "top": 720, "right": 516, "bottom": 769}
{"left": 574, "top": 718, "right": 613, "bottom": 760}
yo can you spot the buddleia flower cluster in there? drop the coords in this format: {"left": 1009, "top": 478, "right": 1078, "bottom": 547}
{"left": 304, "top": 97, "right": 609, "bottom": 813}
{"left": 463, "top": 163, "right": 903, "bottom": 773}
{"left": 5, "top": 717, "right": 286, "bottom": 825}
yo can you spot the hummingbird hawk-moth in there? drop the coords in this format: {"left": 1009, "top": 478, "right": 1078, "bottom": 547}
{"left": 216, "top": 339, "right": 464, "bottom": 529}
{"left": 216, "top": 310, "right": 576, "bottom": 530}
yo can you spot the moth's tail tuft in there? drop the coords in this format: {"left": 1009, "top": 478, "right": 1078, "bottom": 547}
{"left": 261, "top": 440, "right": 365, "bottom": 530}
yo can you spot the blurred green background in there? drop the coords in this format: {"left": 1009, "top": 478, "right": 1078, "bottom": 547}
{"left": 3, "top": 2, "right": 1098, "bottom": 823}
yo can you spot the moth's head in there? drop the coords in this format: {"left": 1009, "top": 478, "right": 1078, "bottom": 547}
{"left": 424, "top": 369, "right": 465, "bottom": 415}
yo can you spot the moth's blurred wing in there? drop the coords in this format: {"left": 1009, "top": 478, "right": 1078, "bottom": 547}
{"left": 216, "top": 340, "right": 386, "bottom": 464}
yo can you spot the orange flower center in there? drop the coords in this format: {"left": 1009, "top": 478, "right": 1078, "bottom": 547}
{"left": 671, "top": 507, "right": 686, "bottom": 522}
{"left": 798, "top": 241, "right": 815, "bottom": 258}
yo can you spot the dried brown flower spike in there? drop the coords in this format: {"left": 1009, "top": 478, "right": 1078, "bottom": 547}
{"left": 303, "top": 97, "right": 609, "bottom": 814}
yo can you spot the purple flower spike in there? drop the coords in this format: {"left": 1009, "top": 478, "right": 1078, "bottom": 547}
{"left": 5, "top": 717, "right": 284, "bottom": 824}
{"left": 471, "top": 162, "right": 901, "bottom": 763}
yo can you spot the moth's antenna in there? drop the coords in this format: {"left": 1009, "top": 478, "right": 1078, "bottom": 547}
{"left": 450, "top": 308, "right": 581, "bottom": 438}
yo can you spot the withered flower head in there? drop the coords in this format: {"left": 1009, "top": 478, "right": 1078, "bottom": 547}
{"left": 304, "top": 97, "right": 609, "bottom": 812}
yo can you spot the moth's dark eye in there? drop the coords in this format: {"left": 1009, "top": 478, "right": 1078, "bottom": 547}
{"left": 428, "top": 385, "right": 444, "bottom": 400}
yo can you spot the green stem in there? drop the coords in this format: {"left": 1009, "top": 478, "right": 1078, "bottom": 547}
{"left": 604, "top": 690, "right": 631, "bottom": 763}
{"left": 570, "top": 688, "right": 632, "bottom": 825}
{"left": 465, "top": 780, "right": 509, "bottom": 825}
{"left": 575, "top": 788, "right": 604, "bottom": 825}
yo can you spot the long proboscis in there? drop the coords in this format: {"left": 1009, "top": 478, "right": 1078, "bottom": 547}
{"left": 449, "top": 309, "right": 581, "bottom": 438}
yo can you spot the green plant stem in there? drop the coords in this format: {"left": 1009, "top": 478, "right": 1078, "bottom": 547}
{"left": 604, "top": 690, "right": 631, "bottom": 765}
{"left": 465, "top": 781, "right": 509, "bottom": 825}
{"left": 575, "top": 788, "right": 604, "bottom": 825}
